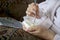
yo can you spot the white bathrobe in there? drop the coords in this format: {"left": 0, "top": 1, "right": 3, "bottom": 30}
{"left": 38, "top": 0, "right": 60, "bottom": 40}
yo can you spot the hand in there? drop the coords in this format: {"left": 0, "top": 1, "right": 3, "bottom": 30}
{"left": 23, "top": 25, "right": 56, "bottom": 40}
{"left": 26, "top": 3, "right": 40, "bottom": 18}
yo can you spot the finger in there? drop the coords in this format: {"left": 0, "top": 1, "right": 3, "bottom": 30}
{"left": 27, "top": 3, "right": 40, "bottom": 18}
{"left": 27, "top": 5, "right": 37, "bottom": 12}
{"left": 26, "top": 7, "right": 38, "bottom": 17}
{"left": 28, "top": 3, "right": 38, "bottom": 7}
{"left": 28, "top": 26, "right": 46, "bottom": 33}
{"left": 28, "top": 5, "right": 40, "bottom": 18}
{"left": 26, "top": 9, "right": 36, "bottom": 15}
{"left": 29, "top": 30, "right": 40, "bottom": 36}
{"left": 28, "top": 4, "right": 38, "bottom": 11}
{"left": 28, "top": 3, "right": 38, "bottom": 11}
{"left": 23, "top": 26, "right": 26, "bottom": 30}
{"left": 28, "top": 3, "right": 35, "bottom": 7}
{"left": 22, "top": 25, "right": 28, "bottom": 31}
{"left": 27, "top": 26, "right": 39, "bottom": 32}
{"left": 26, "top": 11, "right": 35, "bottom": 17}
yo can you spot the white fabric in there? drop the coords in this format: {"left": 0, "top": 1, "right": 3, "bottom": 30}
{"left": 53, "top": 7, "right": 60, "bottom": 34}
{"left": 38, "top": 0, "right": 58, "bottom": 29}
{"left": 40, "top": 18, "right": 53, "bottom": 29}
{"left": 54, "top": 7, "right": 60, "bottom": 29}
{"left": 54, "top": 34, "right": 60, "bottom": 40}
{"left": 38, "top": 0, "right": 57, "bottom": 18}
{"left": 38, "top": 0, "right": 60, "bottom": 40}
{"left": 46, "top": 0, "right": 59, "bottom": 2}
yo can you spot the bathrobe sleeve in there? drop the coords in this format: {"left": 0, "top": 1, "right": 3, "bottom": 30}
{"left": 53, "top": 7, "right": 60, "bottom": 40}
{"left": 38, "top": 2, "right": 60, "bottom": 40}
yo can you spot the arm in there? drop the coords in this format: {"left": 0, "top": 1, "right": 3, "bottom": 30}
{"left": 23, "top": 2, "right": 57, "bottom": 40}
{"left": 37, "top": 7, "right": 60, "bottom": 40}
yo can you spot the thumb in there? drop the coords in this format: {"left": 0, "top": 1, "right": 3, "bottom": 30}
{"left": 27, "top": 26, "right": 38, "bottom": 32}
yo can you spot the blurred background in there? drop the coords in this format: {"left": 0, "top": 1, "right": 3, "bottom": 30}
{"left": 0, "top": 0, "right": 45, "bottom": 21}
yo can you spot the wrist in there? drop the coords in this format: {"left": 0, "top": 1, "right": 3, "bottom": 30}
{"left": 42, "top": 29, "right": 56, "bottom": 40}
{"left": 48, "top": 30, "right": 56, "bottom": 40}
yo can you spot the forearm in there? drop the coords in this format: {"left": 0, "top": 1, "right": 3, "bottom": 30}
{"left": 40, "top": 18, "right": 60, "bottom": 40}
{"left": 47, "top": 30, "right": 56, "bottom": 40}
{"left": 39, "top": 28, "right": 56, "bottom": 40}
{"left": 39, "top": 18, "right": 56, "bottom": 40}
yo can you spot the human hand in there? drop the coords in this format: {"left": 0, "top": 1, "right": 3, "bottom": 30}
{"left": 23, "top": 25, "right": 55, "bottom": 40}
{"left": 26, "top": 3, "right": 40, "bottom": 18}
